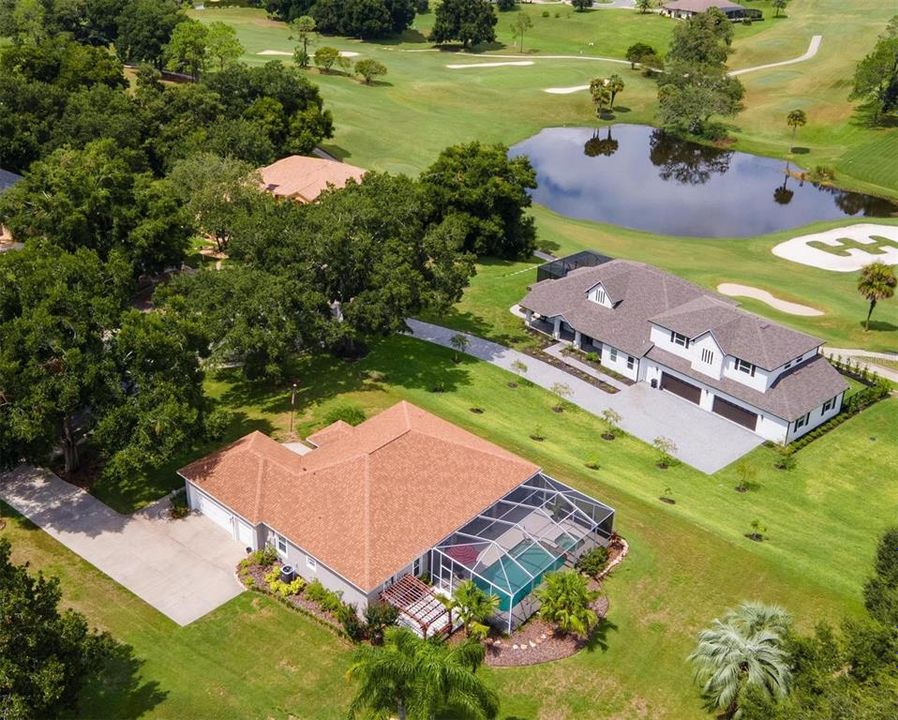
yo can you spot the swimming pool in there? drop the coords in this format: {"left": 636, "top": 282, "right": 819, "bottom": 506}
{"left": 474, "top": 538, "right": 570, "bottom": 611}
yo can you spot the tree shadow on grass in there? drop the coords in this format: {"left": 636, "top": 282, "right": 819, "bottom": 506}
{"left": 859, "top": 320, "right": 898, "bottom": 333}
{"left": 582, "top": 616, "right": 619, "bottom": 653}
{"left": 75, "top": 642, "right": 167, "bottom": 719}
{"left": 377, "top": 28, "right": 430, "bottom": 45}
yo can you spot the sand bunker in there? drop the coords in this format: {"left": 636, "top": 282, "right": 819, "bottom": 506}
{"left": 339, "top": 51, "right": 360, "bottom": 57}
{"left": 772, "top": 223, "right": 898, "bottom": 272}
{"left": 446, "top": 61, "right": 534, "bottom": 69}
{"left": 544, "top": 85, "right": 589, "bottom": 94}
{"left": 717, "top": 283, "right": 824, "bottom": 317}
{"left": 258, "top": 50, "right": 292, "bottom": 56}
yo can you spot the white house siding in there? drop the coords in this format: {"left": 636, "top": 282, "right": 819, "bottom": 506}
{"left": 785, "top": 391, "right": 844, "bottom": 444}
{"left": 365, "top": 552, "right": 430, "bottom": 605}
{"left": 595, "top": 341, "right": 640, "bottom": 380}
{"left": 259, "top": 525, "right": 371, "bottom": 611}
{"left": 186, "top": 482, "right": 260, "bottom": 550}
{"left": 721, "top": 355, "right": 770, "bottom": 392}
{"left": 689, "top": 333, "right": 725, "bottom": 381}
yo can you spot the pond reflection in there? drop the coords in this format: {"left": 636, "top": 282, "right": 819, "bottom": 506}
{"left": 510, "top": 124, "right": 897, "bottom": 237}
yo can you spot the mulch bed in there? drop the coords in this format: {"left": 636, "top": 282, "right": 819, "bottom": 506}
{"left": 482, "top": 536, "right": 629, "bottom": 667}
{"left": 243, "top": 563, "right": 344, "bottom": 630}
{"left": 521, "top": 346, "right": 618, "bottom": 395}
{"left": 559, "top": 347, "right": 636, "bottom": 387}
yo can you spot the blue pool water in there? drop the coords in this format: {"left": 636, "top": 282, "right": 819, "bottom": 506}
{"left": 475, "top": 540, "right": 567, "bottom": 611}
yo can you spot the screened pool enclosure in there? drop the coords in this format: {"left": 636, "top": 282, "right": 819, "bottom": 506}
{"left": 430, "top": 473, "right": 615, "bottom": 633}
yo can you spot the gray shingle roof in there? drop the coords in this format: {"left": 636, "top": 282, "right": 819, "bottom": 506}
{"left": 663, "top": 0, "right": 745, "bottom": 12}
{"left": 647, "top": 347, "right": 848, "bottom": 421}
{"left": 521, "top": 259, "right": 822, "bottom": 370}
{"left": 0, "top": 169, "right": 23, "bottom": 193}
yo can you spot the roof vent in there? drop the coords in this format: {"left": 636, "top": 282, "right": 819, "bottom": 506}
{"left": 760, "top": 323, "right": 770, "bottom": 329}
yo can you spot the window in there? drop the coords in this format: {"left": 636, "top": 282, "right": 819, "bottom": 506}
{"left": 609, "top": 347, "right": 618, "bottom": 362}
{"left": 822, "top": 396, "right": 837, "bottom": 413}
{"left": 735, "top": 358, "right": 756, "bottom": 376}
{"left": 671, "top": 331, "right": 690, "bottom": 348}
{"left": 276, "top": 534, "right": 288, "bottom": 555}
{"left": 413, "top": 557, "right": 421, "bottom": 576}
{"left": 701, "top": 348, "right": 714, "bottom": 364}
{"left": 306, "top": 555, "right": 317, "bottom": 571}
{"left": 627, "top": 356, "right": 635, "bottom": 370}
{"left": 794, "top": 412, "right": 810, "bottom": 430}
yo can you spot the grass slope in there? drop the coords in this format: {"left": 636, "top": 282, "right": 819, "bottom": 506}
{"left": 10, "top": 335, "right": 897, "bottom": 718}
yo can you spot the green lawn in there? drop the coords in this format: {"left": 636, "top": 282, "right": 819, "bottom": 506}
{"left": 9, "top": 334, "right": 897, "bottom": 718}
{"left": 193, "top": 1, "right": 898, "bottom": 199}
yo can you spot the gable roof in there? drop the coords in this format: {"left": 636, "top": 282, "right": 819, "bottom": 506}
{"left": 258, "top": 155, "right": 366, "bottom": 203}
{"left": 663, "top": 0, "right": 745, "bottom": 12}
{"left": 179, "top": 402, "right": 539, "bottom": 593}
{"left": 0, "top": 168, "right": 23, "bottom": 193}
{"left": 521, "top": 259, "right": 822, "bottom": 370}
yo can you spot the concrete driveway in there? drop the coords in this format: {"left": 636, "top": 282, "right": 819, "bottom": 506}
{"left": 0, "top": 466, "right": 246, "bottom": 625}
{"left": 407, "top": 320, "right": 762, "bottom": 474}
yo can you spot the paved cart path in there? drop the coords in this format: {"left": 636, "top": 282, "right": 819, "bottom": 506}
{"left": 729, "top": 35, "right": 823, "bottom": 77}
{"left": 406, "top": 319, "right": 761, "bottom": 474}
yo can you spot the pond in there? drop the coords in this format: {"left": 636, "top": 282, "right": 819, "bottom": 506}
{"left": 509, "top": 125, "right": 898, "bottom": 238}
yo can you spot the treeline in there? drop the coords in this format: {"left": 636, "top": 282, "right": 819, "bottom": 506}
{"left": 0, "top": 20, "right": 536, "bottom": 487}
{"left": 266, "top": 0, "right": 422, "bottom": 39}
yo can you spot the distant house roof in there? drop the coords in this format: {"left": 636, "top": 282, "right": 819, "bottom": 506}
{"left": 520, "top": 259, "right": 822, "bottom": 370}
{"left": 258, "top": 155, "right": 366, "bottom": 203}
{"left": 0, "top": 169, "right": 23, "bottom": 193}
{"left": 663, "top": 0, "right": 745, "bottom": 12}
{"left": 179, "top": 401, "right": 539, "bottom": 593}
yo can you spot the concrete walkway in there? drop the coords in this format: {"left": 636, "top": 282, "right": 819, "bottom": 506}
{"left": 406, "top": 320, "right": 761, "bottom": 473}
{"left": 0, "top": 466, "right": 246, "bottom": 625}
{"left": 824, "top": 347, "right": 898, "bottom": 384}
{"left": 730, "top": 35, "right": 823, "bottom": 77}
{"left": 544, "top": 341, "right": 629, "bottom": 390}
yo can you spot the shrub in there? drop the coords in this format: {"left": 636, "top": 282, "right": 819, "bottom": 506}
{"left": 324, "top": 403, "right": 366, "bottom": 426}
{"left": 576, "top": 546, "right": 609, "bottom": 578}
{"left": 584, "top": 458, "right": 600, "bottom": 470}
{"left": 542, "top": 9, "right": 550, "bottom": 16}
{"left": 536, "top": 570, "right": 599, "bottom": 636}
{"left": 169, "top": 490, "right": 190, "bottom": 519}
{"left": 204, "top": 407, "right": 235, "bottom": 440}
{"left": 354, "top": 58, "right": 387, "bottom": 85}
{"left": 251, "top": 545, "right": 279, "bottom": 567}
{"left": 265, "top": 567, "right": 305, "bottom": 598}
{"left": 364, "top": 601, "right": 399, "bottom": 644}
{"left": 337, "top": 603, "right": 366, "bottom": 642}
{"left": 571, "top": 0, "right": 593, "bottom": 10}
{"left": 530, "top": 425, "right": 546, "bottom": 441}
{"left": 774, "top": 448, "right": 796, "bottom": 470}
{"left": 306, "top": 579, "right": 344, "bottom": 614}
{"left": 365, "top": 369, "right": 387, "bottom": 383}
{"left": 496, "top": 0, "right": 516, "bottom": 9}
{"left": 585, "top": 351, "right": 600, "bottom": 363}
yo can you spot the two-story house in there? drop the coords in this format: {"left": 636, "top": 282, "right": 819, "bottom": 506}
{"left": 520, "top": 258, "right": 848, "bottom": 444}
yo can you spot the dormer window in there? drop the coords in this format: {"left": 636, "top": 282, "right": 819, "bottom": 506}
{"left": 671, "top": 331, "right": 690, "bottom": 348}
{"left": 735, "top": 358, "right": 756, "bottom": 377}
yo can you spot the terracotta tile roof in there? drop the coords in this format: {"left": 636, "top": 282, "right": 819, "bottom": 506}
{"left": 258, "top": 155, "right": 366, "bottom": 203}
{"left": 179, "top": 402, "right": 539, "bottom": 592}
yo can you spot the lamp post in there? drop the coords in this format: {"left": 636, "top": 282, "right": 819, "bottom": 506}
{"left": 289, "top": 382, "right": 297, "bottom": 436}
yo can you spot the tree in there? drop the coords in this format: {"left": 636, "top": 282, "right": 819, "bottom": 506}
{"left": 421, "top": 141, "right": 537, "bottom": 258}
{"left": 571, "top": 0, "right": 593, "bottom": 11}
{"left": 496, "top": 0, "right": 516, "bottom": 10}
{"left": 347, "top": 626, "right": 499, "bottom": 720}
{"left": 689, "top": 602, "right": 792, "bottom": 719}
{"left": 550, "top": 382, "right": 573, "bottom": 411}
{"left": 206, "top": 21, "right": 244, "bottom": 72}
{"left": 600, "top": 408, "right": 622, "bottom": 439}
{"left": 850, "top": 35, "right": 898, "bottom": 123}
{"left": 734, "top": 458, "right": 757, "bottom": 493}
{"left": 440, "top": 580, "right": 499, "bottom": 638}
{"left": 510, "top": 359, "right": 528, "bottom": 381}
{"left": 430, "top": 0, "right": 497, "bottom": 49}
{"left": 115, "top": 0, "right": 185, "bottom": 68}
{"left": 450, "top": 333, "right": 470, "bottom": 362}
{"left": 772, "top": 0, "right": 788, "bottom": 18}
{"left": 626, "top": 41, "right": 656, "bottom": 68}
{"left": 653, "top": 436, "right": 677, "bottom": 468}
{"left": 636, "top": 0, "right": 654, "bottom": 13}
{"left": 667, "top": 7, "right": 734, "bottom": 65}
{"left": 164, "top": 18, "right": 208, "bottom": 80}
{"left": 864, "top": 526, "right": 898, "bottom": 627}
{"left": 857, "top": 261, "right": 897, "bottom": 331}
{"left": 0, "top": 538, "right": 115, "bottom": 718}
{"left": 658, "top": 68, "right": 744, "bottom": 136}
{"left": 291, "top": 15, "right": 316, "bottom": 68}
{"left": 0, "top": 140, "right": 189, "bottom": 276}
{"left": 536, "top": 569, "right": 600, "bottom": 636}
{"left": 167, "top": 153, "right": 263, "bottom": 254}
{"left": 383, "top": 0, "right": 417, "bottom": 33}
{"left": 607, "top": 73, "right": 625, "bottom": 109}
{"left": 786, "top": 109, "right": 806, "bottom": 147}
{"left": 8, "top": 0, "right": 45, "bottom": 43}
{"left": 354, "top": 57, "right": 387, "bottom": 84}
{"left": 589, "top": 77, "right": 612, "bottom": 116}
{"left": 509, "top": 12, "right": 532, "bottom": 53}
{"left": 314, "top": 46, "right": 341, "bottom": 73}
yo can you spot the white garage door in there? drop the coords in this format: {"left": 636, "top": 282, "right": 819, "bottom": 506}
{"left": 198, "top": 493, "right": 234, "bottom": 536}
{"left": 235, "top": 520, "right": 255, "bottom": 548}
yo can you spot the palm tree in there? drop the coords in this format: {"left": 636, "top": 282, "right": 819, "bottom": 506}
{"left": 607, "top": 74, "right": 625, "bottom": 109}
{"left": 347, "top": 627, "right": 499, "bottom": 720}
{"left": 589, "top": 78, "right": 612, "bottom": 117}
{"left": 688, "top": 602, "right": 792, "bottom": 719}
{"left": 441, "top": 580, "right": 499, "bottom": 639}
{"left": 786, "top": 109, "right": 806, "bottom": 148}
{"left": 857, "top": 261, "right": 897, "bottom": 331}
{"left": 536, "top": 569, "right": 599, "bottom": 636}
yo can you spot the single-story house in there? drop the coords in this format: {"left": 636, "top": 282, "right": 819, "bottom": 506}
{"left": 520, "top": 257, "right": 848, "bottom": 445}
{"left": 258, "top": 155, "right": 366, "bottom": 203}
{"left": 661, "top": 0, "right": 761, "bottom": 21}
{"left": 178, "top": 401, "right": 615, "bottom": 635}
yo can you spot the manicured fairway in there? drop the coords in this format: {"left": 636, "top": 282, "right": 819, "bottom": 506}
{"left": 10, "top": 335, "right": 897, "bottom": 718}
